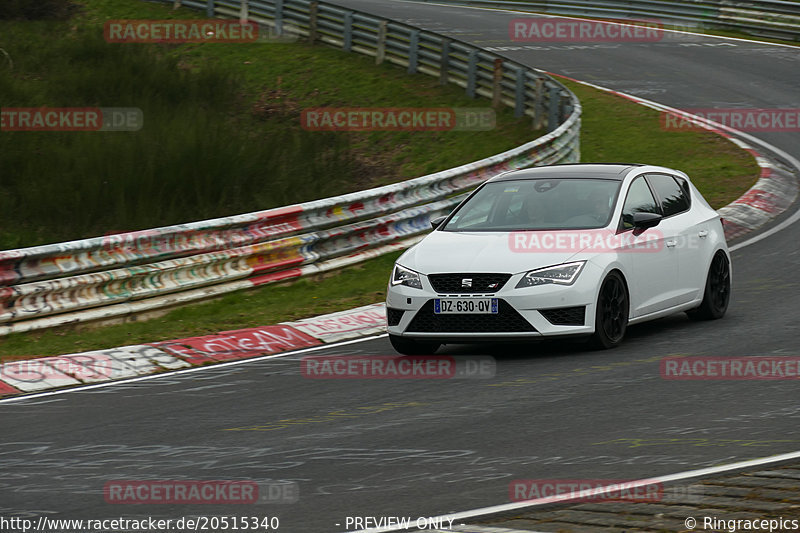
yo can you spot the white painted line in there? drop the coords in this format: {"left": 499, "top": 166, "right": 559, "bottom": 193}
{"left": 348, "top": 449, "right": 800, "bottom": 533}
{"left": 453, "top": 527, "right": 551, "bottom": 533}
{"left": 0, "top": 334, "right": 388, "bottom": 404}
{"left": 401, "top": 0, "right": 800, "bottom": 49}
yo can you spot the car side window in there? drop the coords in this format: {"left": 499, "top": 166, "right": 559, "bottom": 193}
{"left": 647, "top": 173, "right": 691, "bottom": 217}
{"left": 621, "top": 176, "right": 659, "bottom": 230}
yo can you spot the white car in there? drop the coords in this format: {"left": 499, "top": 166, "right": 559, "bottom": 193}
{"left": 386, "top": 164, "right": 731, "bottom": 354}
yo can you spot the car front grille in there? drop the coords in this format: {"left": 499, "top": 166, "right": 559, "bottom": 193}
{"left": 407, "top": 299, "right": 536, "bottom": 333}
{"left": 540, "top": 306, "right": 586, "bottom": 326}
{"left": 428, "top": 273, "right": 512, "bottom": 294}
{"left": 386, "top": 308, "right": 405, "bottom": 327}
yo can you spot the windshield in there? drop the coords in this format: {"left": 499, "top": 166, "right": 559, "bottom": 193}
{"left": 441, "top": 178, "right": 621, "bottom": 232}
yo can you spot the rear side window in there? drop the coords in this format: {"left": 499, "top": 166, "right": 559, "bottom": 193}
{"left": 621, "top": 176, "right": 659, "bottom": 230}
{"left": 647, "top": 174, "right": 691, "bottom": 217}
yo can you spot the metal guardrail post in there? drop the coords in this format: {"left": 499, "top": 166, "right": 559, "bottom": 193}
{"left": 343, "top": 12, "right": 353, "bottom": 51}
{"left": 275, "top": 0, "right": 284, "bottom": 36}
{"left": 376, "top": 21, "right": 388, "bottom": 65}
{"left": 439, "top": 40, "right": 450, "bottom": 85}
{"left": 240, "top": 0, "right": 248, "bottom": 23}
{"left": 514, "top": 67, "right": 525, "bottom": 118}
{"left": 466, "top": 50, "right": 478, "bottom": 98}
{"left": 206, "top": 0, "right": 214, "bottom": 17}
{"left": 309, "top": 2, "right": 319, "bottom": 43}
{"left": 547, "top": 84, "right": 560, "bottom": 132}
{"left": 492, "top": 58, "right": 503, "bottom": 108}
{"left": 408, "top": 30, "right": 420, "bottom": 74}
{"left": 534, "top": 78, "right": 545, "bottom": 130}
{"left": 173, "top": 0, "right": 181, "bottom": 9}
{"left": 560, "top": 90, "right": 572, "bottom": 123}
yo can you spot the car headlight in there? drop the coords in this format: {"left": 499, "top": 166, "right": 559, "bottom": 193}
{"left": 516, "top": 261, "right": 586, "bottom": 288}
{"left": 391, "top": 264, "right": 423, "bottom": 289}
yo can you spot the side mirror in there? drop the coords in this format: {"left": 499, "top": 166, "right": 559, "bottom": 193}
{"left": 632, "top": 212, "right": 662, "bottom": 229}
{"left": 430, "top": 215, "right": 447, "bottom": 230}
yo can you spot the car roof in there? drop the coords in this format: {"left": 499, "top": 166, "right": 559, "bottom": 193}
{"left": 489, "top": 163, "right": 644, "bottom": 182}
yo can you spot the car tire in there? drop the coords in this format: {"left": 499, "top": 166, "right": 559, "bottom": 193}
{"left": 589, "top": 271, "right": 629, "bottom": 350}
{"left": 389, "top": 334, "right": 440, "bottom": 355}
{"left": 687, "top": 251, "right": 730, "bottom": 321}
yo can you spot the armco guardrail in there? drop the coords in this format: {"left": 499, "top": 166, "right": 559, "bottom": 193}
{"left": 0, "top": 0, "right": 580, "bottom": 335}
{"left": 411, "top": 0, "right": 800, "bottom": 41}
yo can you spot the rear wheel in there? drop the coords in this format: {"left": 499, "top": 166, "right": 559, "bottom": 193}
{"left": 389, "top": 334, "right": 440, "bottom": 355}
{"left": 589, "top": 271, "right": 629, "bottom": 349}
{"left": 687, "top": 251, "right": 730, "bottom": 321}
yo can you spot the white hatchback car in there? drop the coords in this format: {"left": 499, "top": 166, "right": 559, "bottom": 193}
{"left": 386, "top": 164, "right": 731, "bottom": 354}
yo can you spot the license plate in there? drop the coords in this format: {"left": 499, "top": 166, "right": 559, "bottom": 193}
{"left": 434, "top": 298, "right": 498, "bottom": 314}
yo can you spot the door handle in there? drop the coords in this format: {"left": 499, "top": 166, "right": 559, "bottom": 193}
{"left": 666, "top": 240, "right": 677, "bottom": 248}
{"left": 698, "top": 230, "right": 709, "bottom": 238}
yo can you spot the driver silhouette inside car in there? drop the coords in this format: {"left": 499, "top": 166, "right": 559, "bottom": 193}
{"left": 521, "top": 193, "right": 547, "bottom": 228}
{"left": 587, "top": 190, "right": 611, "bottom": 225}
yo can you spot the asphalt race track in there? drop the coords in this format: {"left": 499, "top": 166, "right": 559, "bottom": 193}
{"left": 2, "top": 1, "right": 800, "bottom": 531}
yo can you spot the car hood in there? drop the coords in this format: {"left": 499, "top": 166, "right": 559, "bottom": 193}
{"left": 400, "top": 231, "right": 583, "bottom": 275}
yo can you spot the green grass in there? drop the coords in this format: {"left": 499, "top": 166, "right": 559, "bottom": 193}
{"left": 0, "top": 0, "right": 540, "bottom": 249}
{"left": 560, "top": 78, "right": 759, "bottom": 209}
{"left": 0, "top": 0, "right": 760, "bottom": 359}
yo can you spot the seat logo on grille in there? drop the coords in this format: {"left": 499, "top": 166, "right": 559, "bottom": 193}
{"left": 461, "top": 278, "right": 472, "bottom": 288}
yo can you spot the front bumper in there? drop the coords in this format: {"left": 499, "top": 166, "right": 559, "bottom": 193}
{"left": 386, "top": 268, "right": 601, "bottom": 340}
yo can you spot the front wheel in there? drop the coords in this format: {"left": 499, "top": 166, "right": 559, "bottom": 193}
{"left": 388, "top": 334, "right": 440, "bottom": 355}
{"left": 687, "top": 251, "right": 730, "bottom": 321}
{"left": 589, "top": 271, "right": 629, "bottom": 349}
